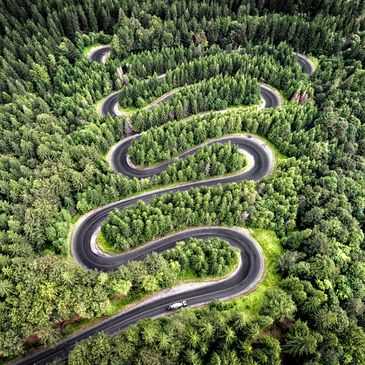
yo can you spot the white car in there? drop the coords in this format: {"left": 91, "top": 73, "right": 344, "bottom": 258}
{"left": 167, "top": 300, "right": 188, "bottom": 311}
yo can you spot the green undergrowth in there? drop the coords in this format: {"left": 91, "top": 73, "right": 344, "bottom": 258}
{"left": 230, "top": 228, "right": 282, "bottom": 317}
{"left": 130, "top": 131, "right": 280, "bottom": 169}
{"left": 97, "top": 231, "right": 113, "bottom": 252}
{"left": 64, "top": 250, "right": 240, "bottom": 335}
{"left": 83, "top": 43, "right": 102, "bottom": 57}
{"left": 65, "top": 291, "right": 146, "bottom": 335}
{"left": 68, "top": 132, "right": 282, "bottom": 258}
{"left": 71, "top": 213, "right": 82, "bottom": 224}
{"left": 225, "top": 103, "right": 260, "bottom": 112}
{"left": 308, "top": 55, "right": 320, "bottom": 69}
{"left": 251, "top": 133, "right": 286, "bottom": 162}
{"left": 260, "top": 83, "right": 286, "bottom": 105}
{"left": 94, "top": 96, "right": 106, "bottom": 115}
{"left": 79, "top": 228, "right": 281, "bottom": 334}
{"left": 140, "top": 86, "right": 182, "bottom": 110}
{"left": 95, "top": 97, "right": 137, "bottom": 116}
{"left": 119, "top": 105, "right": 138, "bottom": 114}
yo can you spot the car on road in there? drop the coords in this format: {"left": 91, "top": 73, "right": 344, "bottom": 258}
{"left": 167, "top": 300, "right": 188, "bottom": 310}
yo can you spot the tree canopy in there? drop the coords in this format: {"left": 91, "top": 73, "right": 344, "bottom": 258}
{"left": 0, "top": 0, "right": 365, "bottom": 363}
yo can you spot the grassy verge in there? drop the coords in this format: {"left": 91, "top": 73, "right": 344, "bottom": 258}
{"left": 97, "top": 231, "right": 114, "bottom": 253}
{"left": 308, "top": 55, "right": 320, "bottom": 70}
{"left": 119, "top": 105, "right": 138, "bottom": 114}
{"left": 67, "top": 228, "right": 280, "bottom": 335}
{"left": 226, "top": 103, "right": 260, "bottom": 112}
{"left": 65, "top": 291, "right": 146, "bottom": 335}
{"left": 95, "top": 94, "right": 136, "bottom": 116}
{"left": 94, "top": 96, "right": 105, "bottom": 115}
{"left": 230, "top": 228, "right": 282, "bottom": 317}
{"left": 64, "top": 250, "right": 240, "bottom": 335}
{"left": 129, "top": 128, "right": 272, "bottom": 170}
{"left": 83, "top": 44, "right": 102, "bottom": 58}
{"left": 68, "top": 131, "right": 281, "bottom": 258}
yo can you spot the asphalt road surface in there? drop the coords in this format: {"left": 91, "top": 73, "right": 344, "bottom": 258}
{"left": 110, "top": 134, "right": 273, "bottom": 180}
{"left": 14, "top": 227, "right": 264, "bottom": 365}
{"left": 296, "top": 53, "right": 316, "bottom": 75}
{"left": 98, "top": 78, "right": 281, "bottom": 117}
{"left": 72, "top": 134, "right": 274, "bottom": 272}
{"left": 99, "top": 91, "right": 121, "bottom": 116}
{"left": 13, "top": 48, "right": 314, "bottom": 365}
{"left": 88, "top": 45, "right": 112, "bottom": 64}
{"left": 151, "top": 84, "right": 279, "bottom": 113}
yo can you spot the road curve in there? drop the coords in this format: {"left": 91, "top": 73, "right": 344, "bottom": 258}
{"left": 72, "top": 134, "right": 273, "bottom": 271}
{"left": 98, "top": 83, "right": 280, "bottom": 117}
{"left": 109, "top": 134, "right": 272, "bottom": 180}
{"left": 13, "top": 49, "right": 314, "bottom": 365}
{"left": 88, "top": 45, "right": 112, "bottom": 64}
{"left": 97, "top": 50, "right": 315, "bottom": 116}
{"left": 99, "top": 91, "right": 122, "bottom": 116}
{"left": 13, "top": 228, "right": 263, "bottom": 365}
{"left": 296, "top": 53, "right": 316, "bottom": 75}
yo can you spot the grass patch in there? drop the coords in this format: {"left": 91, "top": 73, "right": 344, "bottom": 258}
{"left": 42, "top": 247, "right": 56, "bottom": 255}
{"left": 65, "top": 291, "right": 146, "bottom": 335}
{"left": 71, "top": 213, "right": 81, "bottom": 224}
{"left": 226, "top": 103, "right": 260, "bottom": 112}
{"left": 63, "top": 250, "right": 239, "bottom": 334}
{"left": 308, "top": 55, "right": 320, "bottom": 70}
{"left": 95, "top": 98, "right": 103, "bottom": 114}
{"left": 119, "top": 105, "right": 138, "bottom": 114}
{"left": 106, "top": 292, "right": 147, "bottom": 316}
{"left": 67, "top": 228, "right": 279, "bottom": 335}
{"left": 97, "top": 231, "right": 115, "bottom": 253}
{"left": 95, "top": 94, "right": 136, "bottom": 116}
{"left": 230, "top": 228, "right": 282, "bottom": 317}
{"left": 83, "top": 43, "right": 102, "bottom": 57}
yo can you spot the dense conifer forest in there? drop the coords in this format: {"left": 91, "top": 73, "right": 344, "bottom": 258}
{"left": 1, "top": 0, "right": 365, "bottom": 364}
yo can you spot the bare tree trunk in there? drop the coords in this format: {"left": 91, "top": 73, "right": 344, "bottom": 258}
{"left": 124, "top": 117, "right": 134, "bottom": 137}
{"left": 116, "top": 66, "right": 124, "bottom": 80}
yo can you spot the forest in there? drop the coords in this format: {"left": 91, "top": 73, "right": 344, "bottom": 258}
{"left": 0, "top": 0, "right": 365, "bottom": 364}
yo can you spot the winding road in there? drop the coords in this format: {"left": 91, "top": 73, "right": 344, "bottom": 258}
{"left": 98, "top": 78, "right": 281, "bottom": 117}
{"left": 88, "top": 45, "right": 112, "bottom": 64}
{"left": 296, "top": 53, "right": 316, "bottom": 75}
{"left": 13, "top": 47, "right": 315, "bottom": 365}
